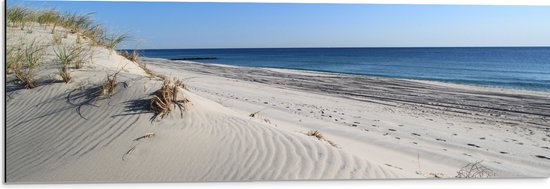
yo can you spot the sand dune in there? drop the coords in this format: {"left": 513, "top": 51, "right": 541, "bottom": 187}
{"left": 6, "top": 25, "right": 413, "bottom": 183}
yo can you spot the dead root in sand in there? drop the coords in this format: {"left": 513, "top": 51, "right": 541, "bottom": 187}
{"left": 122, "top": 132, "right": 156, "bottom": 161}
{"left": 133, "top": 132, "right": 155, "bottom": 141}
{"left": 455, "top": 160, "right": 495, "bottom": 178}
{"left": 305, "top": 130, "right": 338, "bottom": 148}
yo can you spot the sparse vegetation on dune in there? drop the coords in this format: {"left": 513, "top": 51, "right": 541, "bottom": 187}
{"left": 52, "top": 31, "right": 63, "bottom": 45}
{"left": 6, "top": 5, "right": 133, "bottom": 85}
{"left": 100, "top": 72, "right": 119, "bottom": 97}
{"left": 151, "top": 78, "right": 189, "bottom": 120}
{"left": 15, "top": 40, "right": 45, "bottom": 89}
{"left": 103, "top": 33, "right": 129, "bottom": 50}
{"left": 7, "top": 6, "right": 126, "bottom": 52}
{"left": 7, "top": 45, "right": 24, "bottom": 74}
{"left": 54, "top": 43, "right": 88, "bottom": 83}
{"left": 7, "top": 5, "right": 191, "bottom": 120}
{"left": 119, "top": 49, "right": 140, "bottom": 62}
{"left": 7, "top": 6, "right": 31, "bottom": 30}
{"left": 37, "top": 9, "right": 60, "bottom": 27}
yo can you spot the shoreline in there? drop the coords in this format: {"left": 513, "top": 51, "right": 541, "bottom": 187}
{"left": 145, "top": 57, "right": 550, "bottom": 94}
{"left": 142, "top": 58, "right": 550, "bottom": 125}
{"left": 140, "top": 57, "right": 550, "bottom": 178}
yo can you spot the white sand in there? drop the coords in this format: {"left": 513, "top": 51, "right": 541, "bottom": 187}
{"left": 6, "top": 25, "right": 550, "bottom": 183}
{"left": 6, "top": 25, "right": 415, "bottom": 183}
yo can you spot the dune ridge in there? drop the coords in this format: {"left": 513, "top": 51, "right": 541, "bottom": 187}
{"left": 6, "top": 24, "right": 411, "bottom": 183}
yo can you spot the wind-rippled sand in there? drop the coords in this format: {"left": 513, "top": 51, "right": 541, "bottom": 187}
{"left": 6, "top": 26, "right": 411, "bottom": 183}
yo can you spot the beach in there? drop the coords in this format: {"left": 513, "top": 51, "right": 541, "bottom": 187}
{"left": 142, "top": 58, "right": 550, "bottom": 177}
{"left": 6, "top": 22, "right": 550, "bottom": 183}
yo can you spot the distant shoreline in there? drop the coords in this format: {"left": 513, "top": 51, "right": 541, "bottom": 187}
{"left": 142, "top": 56, "right": 550, "bottom": 93}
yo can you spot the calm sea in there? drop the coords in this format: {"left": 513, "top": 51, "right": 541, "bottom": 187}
{"left": 138, "top": 47, "right": 550, "bottom": 91}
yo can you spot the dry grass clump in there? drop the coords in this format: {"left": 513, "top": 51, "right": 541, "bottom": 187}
{"left": 119, "top": 50, "right": 140, "bottom": 62}
{"left": 15, "top": 40, "right": 45, "bottom": 89}
{"left": 54, "top": 43, "right": 87, "bottom": 83}
{"left": 151, "top": 78, "right": 189, "bottom": 119}
{"left": 100, "top": 72, "right": 118, "bottom": 97}
{"left": 52, "top": 31, "right": 63, "bottom": 45}
{"left": 305, "top": 130, "right": 338, "bottom": 147}
{"left": 455, "top": 161, "right": 495, "bottom": 178}
{"left": 7, "top": 45, "right": 24, "bottom": 74}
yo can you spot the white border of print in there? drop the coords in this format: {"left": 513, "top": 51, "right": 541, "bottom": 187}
{"left": 1, "top": 0, "right": 549, "bottom": 189}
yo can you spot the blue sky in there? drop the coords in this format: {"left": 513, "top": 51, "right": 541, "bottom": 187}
{"left": 8, "top": 0, "right": 550, "bottom": 49}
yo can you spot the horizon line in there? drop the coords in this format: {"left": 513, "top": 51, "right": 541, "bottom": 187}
{"left": 124, "top": 45, "right": 550, "bottom": 50}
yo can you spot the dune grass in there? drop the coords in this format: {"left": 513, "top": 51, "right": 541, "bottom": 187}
{"left": 54, "top": 43, "right": 87, "bottom": 83}
{"left": 119, "top": 50, "right": 140, "bottom": 62}
{"left": 37, "top": 9, "right": 60, "bottom": 27}
{"left": 7, "top": 5, "right": 135, "bottom": 90}
{"left": 7, "top": 45, "right": 24, "bottom": 74}
{"left": 100, "top": 72, "right": 119, "bottom": 97}
{"left": 15, "top": 40, "right": 45, "bottom": 89}
{"left": 52, "top": 31, "right": 63, "bottom": 45}
{"left": 7, "top": 6, "right": 127, "bottom": 51}
{"left": 151, "top": 78, "right": 189, "bottom": 120}
{"left": 7, "top": 6, "right": 31, "bottom": 30}
{"left": 103, "top": 33, "right": 129, "bottom": 50}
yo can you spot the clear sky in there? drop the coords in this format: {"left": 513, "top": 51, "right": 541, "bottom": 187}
{"left": 8, "top": 0, "right": 550, "bottom": 49}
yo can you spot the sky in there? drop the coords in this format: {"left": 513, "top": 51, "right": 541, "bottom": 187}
{"left": 7, "top": 0, "right": 550, "bottom": 49}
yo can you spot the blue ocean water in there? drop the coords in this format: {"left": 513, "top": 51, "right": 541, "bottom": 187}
{"left": 138, "top": 47, "right": 550, "bottom": 91}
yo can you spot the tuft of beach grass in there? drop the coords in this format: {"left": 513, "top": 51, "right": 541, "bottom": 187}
{"left": 100, "top": 72, "right": 119, "bottom": 97}
{"left": 54, "top": 43, "right": 87, "bottom": 83}
{"left": 151, "top": 78, "right": 189, "bottom": 120}
{"left": 119, "top": 49, "right": 140, "bottom": 62}
{"left": 15, "top": 40, "right": 45, "bottom": 89}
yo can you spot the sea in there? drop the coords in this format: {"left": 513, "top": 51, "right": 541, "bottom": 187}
{"left": 138, "top": 47, "right": 550, "bottom": 91}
